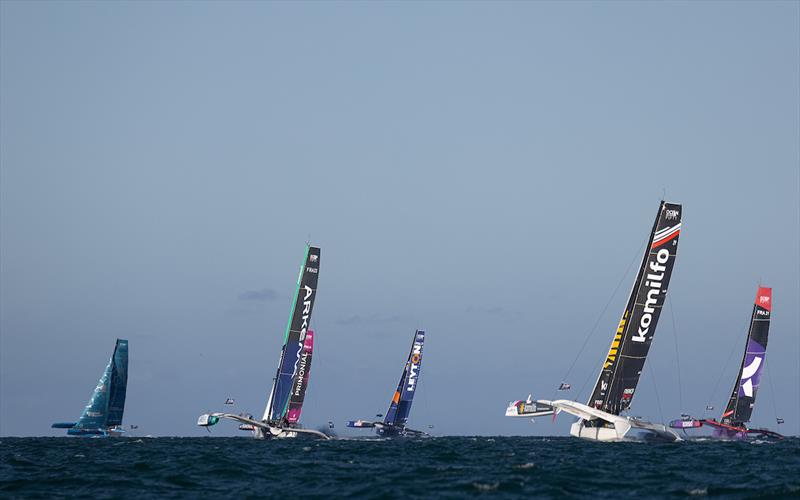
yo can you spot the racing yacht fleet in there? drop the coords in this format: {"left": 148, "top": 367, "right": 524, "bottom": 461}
{"left": 51, "top": 200, "right": 787, "bottom": 441}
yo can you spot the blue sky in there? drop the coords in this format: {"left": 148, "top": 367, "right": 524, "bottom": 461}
{"left": 1, "top": 1, "right": 798, "bottom": 437}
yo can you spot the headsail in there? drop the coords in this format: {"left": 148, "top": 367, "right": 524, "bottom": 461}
{"left": 384, "top": 330, "right": 425, "bottom": 427}
{"left": 75, "top": 339, "right": 128, "bottom": 431}
{"left": 588, "top": 201, "right": 682, "bottom": 415}
{"left": 263, "top": 246, "right": 321, "bottom": 423}
{"left": 286, "top": 329, "right": 315, "bottom": 424}
{"left": 722, "top": 286, "right": 772, "bottom": 426}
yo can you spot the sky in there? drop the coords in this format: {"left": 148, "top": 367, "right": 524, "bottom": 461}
{"left": 1, "top": 1, "right": 798, "bottom": 437}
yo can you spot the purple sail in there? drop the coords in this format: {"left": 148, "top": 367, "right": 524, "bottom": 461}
{"left": 737, "top": 339, "right": 766, "bottom": 398}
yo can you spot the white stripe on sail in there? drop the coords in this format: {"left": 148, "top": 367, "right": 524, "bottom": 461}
{"left": 653, "top": 224, "right": 681, "bottom": 241}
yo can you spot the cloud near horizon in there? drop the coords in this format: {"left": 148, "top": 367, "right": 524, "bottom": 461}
{"left": 238, "top": 288, "right": 284, "bottom": 302}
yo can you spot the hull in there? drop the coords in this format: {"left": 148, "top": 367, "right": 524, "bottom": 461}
{"left": 66, "top": 426, "right": 125, "bottom": 437}
{"left": 570, "top": 418, "right": 679, "bottom": 442}
{"left": 197, "top": 413, "right": 330, "bottom": 440}
{"left": 253, "top": 426, "right": 299, "bottom": 439}
{"left": 531, "top": 400, "right": 679, "bottom": 442}
{"left": 570, "top": 420, "right": 630, "bottom": 441}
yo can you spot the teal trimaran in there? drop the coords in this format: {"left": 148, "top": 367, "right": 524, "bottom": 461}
{"left": 52, "top": 339, "right": 129, "bottom": 436}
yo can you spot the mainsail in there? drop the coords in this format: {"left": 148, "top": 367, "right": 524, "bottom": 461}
{"left": 75, "top": 339, "right": 129, "bottom": 432}
{"left": 721, "top": 286, "right": 772, "bottom": 426}
{"left": 587, "top": 201, "right": 682, "bottom": 415}
{"left": 384, "top": 330, "right": 426, "bottom": 427}
{"left": 263, "top": 245, "right": 321, "bottom": 424}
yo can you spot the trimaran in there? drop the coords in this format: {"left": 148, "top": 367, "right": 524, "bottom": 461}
{"left": 506, "top": 201, "right": 683, "bottom": 441}
{"left": 197, "top": 245, "right": 329, "bottom": 439}
{"left": 52, "top": 339, "right": 129, "bottom": 437}
{"left": 348, "top": 330, "right": 428, "bottom": 437}
{"left": 669, "top": 286, "right": 783, "bottom": 439}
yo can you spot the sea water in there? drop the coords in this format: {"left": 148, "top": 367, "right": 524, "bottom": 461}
{"left": 1, "top": 436, "right": 798, "bottom": 498}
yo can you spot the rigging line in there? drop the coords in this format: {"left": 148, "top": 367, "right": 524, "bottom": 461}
{"left": 764, "top": 359, "right": 780, "bottom": 423}
{"left": 555, "top": 236, "right": 648, "bottom": 398}
{"left": 575, "top": 357, "right": 604, "bottom": 404}
{"left": 702, "top": 316, "right": 750, "bottom": 418}
{"left": 667, "top": 294, "right": 683, "bottom": 412}
{"left": 647, "top": 357, "right": 665, "bottom": 424}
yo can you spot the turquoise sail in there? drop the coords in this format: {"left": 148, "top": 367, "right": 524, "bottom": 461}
{"left": 52, "top": 339, "right": 129, "bottom": 436}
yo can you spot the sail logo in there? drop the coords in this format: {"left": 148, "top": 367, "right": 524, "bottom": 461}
{"left": 632, "top": 248, "right": 670, "bottom": 343}
{"left": 299, "top": 285, "right": 314, "bottom": 341}
{"left": 292, "top": 351, "right": 310, "bottom": 397}
{"left": 740, "top": 356, "right": 762, "bottom": 398}
{"left": 406, "top": 341, "right": 423, "bottom": 392}
{"left": 759, "top": 295, "right": 770, "bottom": 305}
{"left": 309, "top": 254, "right": 318, "bottom": 263}
{"left": 665, "top": 209, "right": 680, "bottom": 220}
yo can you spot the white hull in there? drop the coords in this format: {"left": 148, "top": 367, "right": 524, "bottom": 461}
{"left": 570, "top": 420, "right": 630, "bottom": 441}
{"left": 197, "top": 413, "right": 329, "bottom": 440}
{"left": 253, "top": 426, "right": 299, "bottom": 439}
{"left": 534, "top": 399, "right": 680, "bottom": 442}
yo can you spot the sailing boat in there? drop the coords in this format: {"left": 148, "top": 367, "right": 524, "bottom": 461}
{"left": 506, "top": 201, "right": 683, "bottom": 441}
{"left": 347, "top": 330, "right": 428, "bottom": 437}
{"left": 669, "top": 286, "right": 783, "bottom": 439}
{"left": 197, "top": 245, "right": 329, "bottom": 440}
{"left": 52, "top": 339, "right": 129, "bottom": 436}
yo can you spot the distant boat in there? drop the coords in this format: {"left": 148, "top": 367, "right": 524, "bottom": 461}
{"left": 52, "top": 339, "right": 128, "bottom": 437}
{"left": 197, "top": 245, "right": 329, "bottom": 440}
{"left": 669, "top": 286, "right": 783, "bottom": 439}
{"left": 506, "top": 201, "right": 683, "bottom": 442}
{"left": 347, "top": 330, "right": 427, "bottom": 437}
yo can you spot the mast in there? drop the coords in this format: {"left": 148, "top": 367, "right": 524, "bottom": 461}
{"left": 384, "top": 330, "right": 425, "bottom": 427}
{"left": 262, "top": 245, "right": 321, "bottom": 423}
{"left": 721, "top": 286, "right": 772, "bottom": 426}
{"left": 587, "top": 201, "right": 682, "bottom": 415}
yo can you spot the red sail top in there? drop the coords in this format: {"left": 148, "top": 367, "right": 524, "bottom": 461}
{"left": 756, "top": 286, "right": 772, "bottom": 312}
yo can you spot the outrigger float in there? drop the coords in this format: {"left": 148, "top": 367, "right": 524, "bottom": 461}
{"left": 507, "top": 201, "right": 683, "bottom": 442}
{"left": 348, "top": 330, "right": 428, "bottom": 437}
{"left": 669, "top": 286, "right": 783, "bottom": 440}
{"left": 197, "top": 245, "right": 329, "bottom": 440}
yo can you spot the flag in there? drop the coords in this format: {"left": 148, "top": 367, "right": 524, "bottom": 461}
{"left": 225, "top": 398, "right": 235, "bottom": 405}
{"left": 558, "top": 383, "right": 571, "bottom": 391}
{"left": 130, "top": 425, "right": 138, "bottom": 429}
{"left": 777, "top": 418, "right": 785, "bottom": 425}
{"left": 705, "top": 405, "right": 714, "bottom": 411}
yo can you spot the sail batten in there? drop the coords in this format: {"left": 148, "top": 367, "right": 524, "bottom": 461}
{"left": 588, "top": 201, "right": 682, "bottom": 415}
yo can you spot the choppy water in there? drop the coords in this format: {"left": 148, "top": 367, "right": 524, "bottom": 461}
{"left": 1, "top": 436, "right": 798, "bottom": 498}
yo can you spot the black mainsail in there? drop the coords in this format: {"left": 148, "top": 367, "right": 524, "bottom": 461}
{"left": 588, "top": 201, "right": 682, "bottom": 415}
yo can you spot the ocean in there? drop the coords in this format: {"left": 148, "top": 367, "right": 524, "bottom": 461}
{"left": 1, "top": 436, "right": 798, "bottom": 498}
